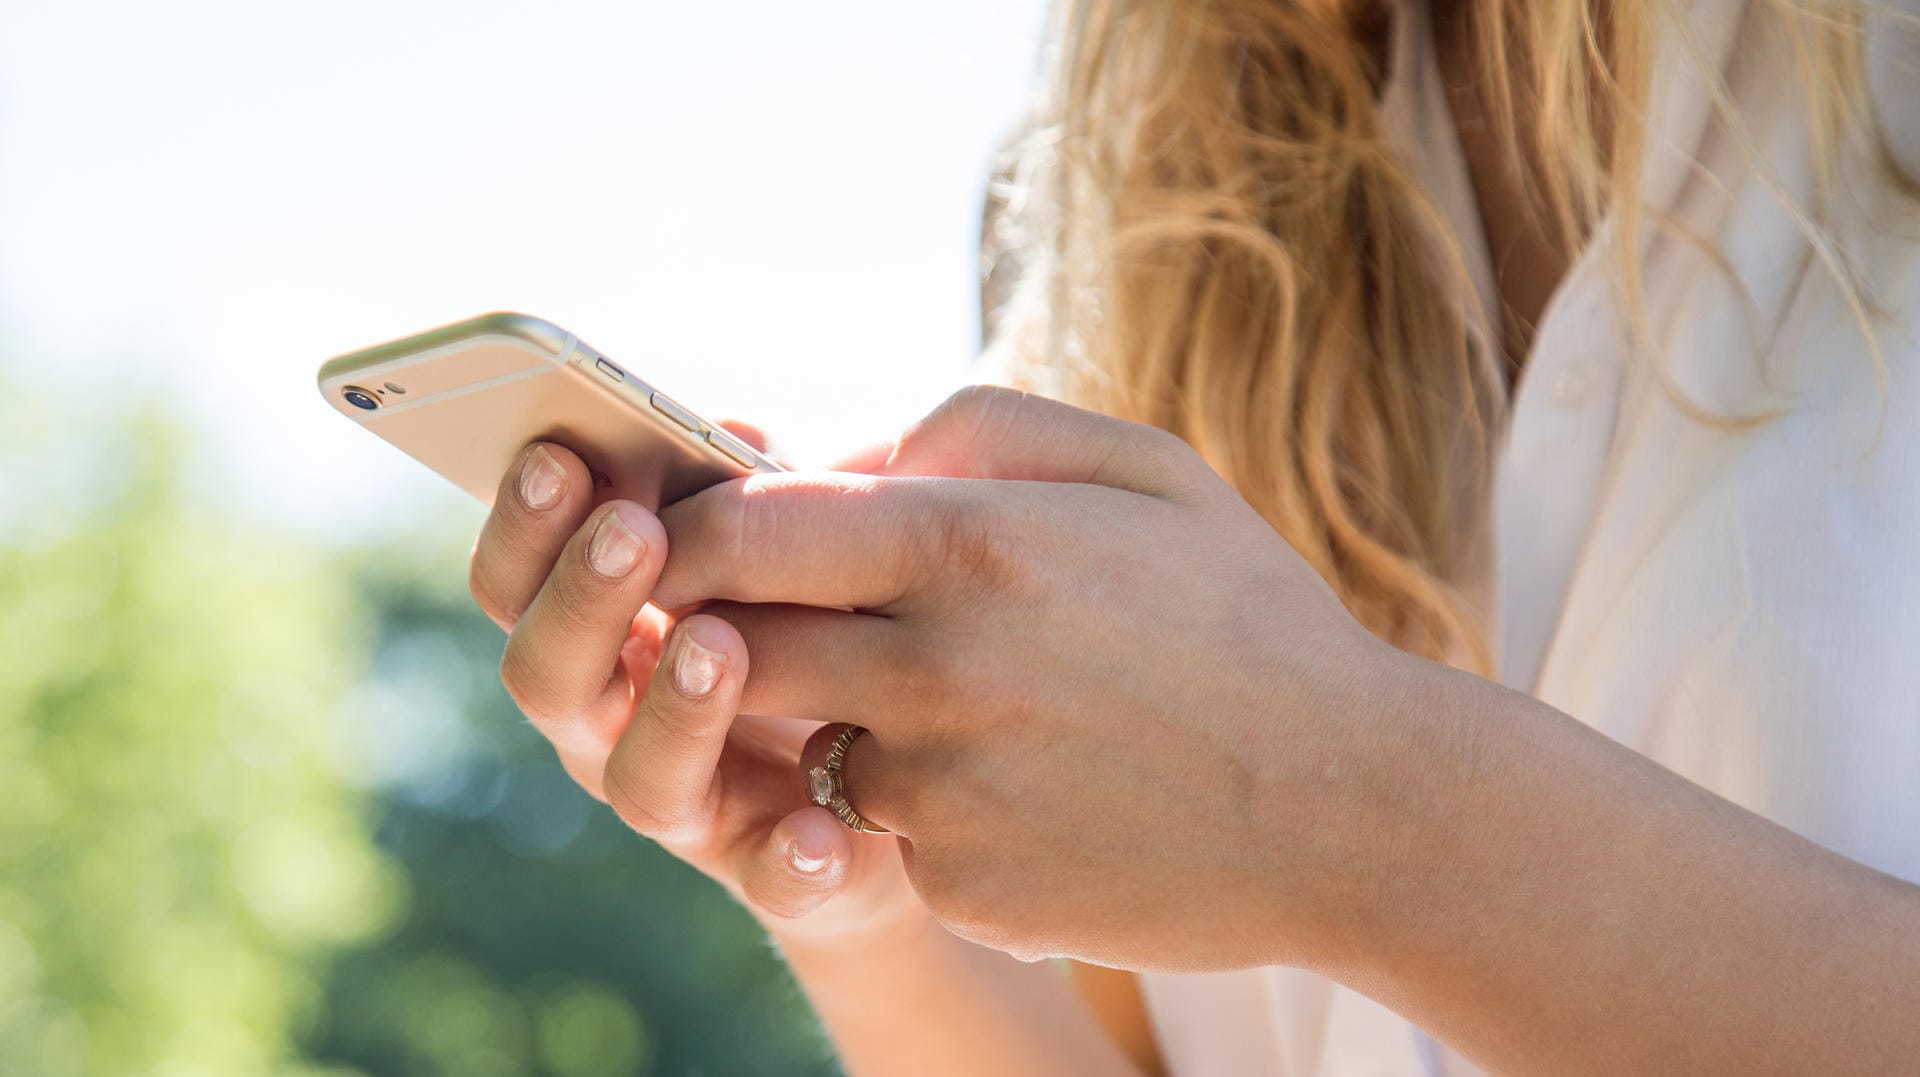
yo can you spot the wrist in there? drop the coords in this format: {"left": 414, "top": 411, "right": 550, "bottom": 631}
{"left": 1244, "top": 640, "right": 1491, "bottom": 978}
{"left": 770, "top": 898, "right": 970, "bottom": 1012}
{"left": 1309, "top": 649, "right": 1549, "bottom": 983}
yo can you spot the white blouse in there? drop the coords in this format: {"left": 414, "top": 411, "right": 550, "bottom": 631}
{"left": 1135, "top": 1, "right": 1920, "bottom": 1073}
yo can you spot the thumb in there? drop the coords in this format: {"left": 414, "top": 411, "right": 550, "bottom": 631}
{"left": 715, "top": 419, "right": 801, "bottom": 470}
{"left": 875, "top": 385, "right": 1201, "bottom": 497}
{"left": 735, "top": 806, "right": 854, "bottom": 921}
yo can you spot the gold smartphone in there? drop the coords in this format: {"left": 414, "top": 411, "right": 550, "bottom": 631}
{"left": 317, "top": 312, "right": 782, "bottom": 510}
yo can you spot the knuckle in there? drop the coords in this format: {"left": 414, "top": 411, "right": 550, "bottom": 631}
{"left": 640, "top": 684, "right": 710, "bottom": 757}
{"left": 601, "top": 760, "right": 687, "bottom": 839}
{"left": 923, "top": 385, "right": 1027, "bottom": 467}
{"left": 468, "top": 561, "right": 517, "bottom": 625}
{"left": 931, "top": 493, "right": 1026, "bottom": 593}
{"left": 1138, "top": 424, "right": 1215, "bottom": 489}
{"left": 544, "top": 564, "right": 608, "bottom": 636}
{"left": 484, "top": 501, "right": 560, "bottom": 565}
{"left": 733, "top": 482, "right": 786, "bottom": 564}
{"left": 498, "top": 638, "right": 567, "bottom": 727}
{"left": 1138, "top": 421, "right": 1192, "bottom": 462}
{"left": 944, "top": 384, "right": 1022, "bottom": 429}
{"left": 675, "top": 481, "right": 758, "bottom": 597}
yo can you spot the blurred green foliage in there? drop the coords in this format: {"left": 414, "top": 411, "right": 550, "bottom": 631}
{"left": 0, "top": 404, "right": 837, "bottom": 1076}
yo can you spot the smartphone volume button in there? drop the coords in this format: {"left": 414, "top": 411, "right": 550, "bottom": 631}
{"left": 705, "top": 428, "right": 757, "bottom": 469}
{"left": 648, "top": 392, "right": 703, "bottom": 434}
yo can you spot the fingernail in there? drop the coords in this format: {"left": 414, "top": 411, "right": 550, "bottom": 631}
{"left": 787, "top": 839, "right": 833, "bottom": 874}
{"left": 520, "top": 445, "right": 565, "bottom": 510}
{"left": 674, "top": 630, "right": 725, "bottom": 698}
{"left": 588, "top": 505, "right": 649, "bottom": 577}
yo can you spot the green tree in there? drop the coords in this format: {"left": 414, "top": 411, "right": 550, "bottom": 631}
{"left": 0, "top": 398, "right": 838, "bottom": 1075}
{"left": 305, "top": 546, "right": 837, "bottom": 1077}
{"left": 0, "top": 410, "right": 399, "bottom": 1076}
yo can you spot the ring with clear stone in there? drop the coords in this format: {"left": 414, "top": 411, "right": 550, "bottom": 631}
{"left": 806, "top": 726, "right": 889, "bottom": 834}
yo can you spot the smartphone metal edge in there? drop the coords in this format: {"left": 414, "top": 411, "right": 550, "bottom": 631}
{"left": 316, "top": 311, "right": 570, "bottom": 390}
{"left": 315, "top": 311, "right": 784, "bottom": 479}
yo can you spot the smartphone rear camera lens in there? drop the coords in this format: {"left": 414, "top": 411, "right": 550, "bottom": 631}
{"left": 343, "top": 387, "right": 380, "bottom": 411}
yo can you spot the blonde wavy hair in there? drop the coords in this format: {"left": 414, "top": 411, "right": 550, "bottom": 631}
{"left": 984, "top": 0, "right": 1913, "bottom": 670}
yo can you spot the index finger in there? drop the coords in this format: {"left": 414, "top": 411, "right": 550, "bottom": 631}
{"left": 875, "top": 385, "right": 1203, "bottom": 497}
{"left": 602, "top": 613, "right": 745, "bottom": 843}
{"left": 652, "top": 471, "right": 965, "bottom": 613}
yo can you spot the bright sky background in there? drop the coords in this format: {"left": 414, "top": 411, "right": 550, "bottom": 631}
{"left": 0, "top": 0, "right": 1049, "bottom": 540}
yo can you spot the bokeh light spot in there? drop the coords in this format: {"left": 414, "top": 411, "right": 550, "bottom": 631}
{"left": 536, "top": 982, "right": 650, "bottom": 1077}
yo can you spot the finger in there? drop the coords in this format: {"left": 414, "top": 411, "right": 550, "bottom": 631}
{"left": 714, "top": 419, "right": 770, "bottom": 454}
{"left": 702, "top": 602, "right": 899, "bottom": 725}
{"left": 470, "top": 443, "right": 598, "bottom": 630}
{"left": 877, "top": 385, "right": 1203, "bottom": 498}
{"left": 734, "top": 806, "right": 854, "bottom": 919}
{"left": 827, "top": 438, "right": 896, "bottom": 473}
{"left": 500, "top": 500, "right": 668, "bottom": 757}
{"left": 799, "top": 723, "right": 912, "bottom": 836}
{"left": 602, "top": 614, "right": 746, "bottom": 842}
{"left": 718, "top": 419, "right": 800, "bottom": 471}
{"left": 557, "top": 745, "right": 614, "bottom": 802}
{"left": 546, "top": 603, "right": 674, "bottom": 801}
{"left": 729, "top": 713, "right": 821, "bottom": 759}
{"left": 653, "top": 471, "right": 971, "bottom": 612}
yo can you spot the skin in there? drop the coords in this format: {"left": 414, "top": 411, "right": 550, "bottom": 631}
{"left": 466, "top": 6, "right": 1914, "bottom": 1071}
{"left": 470, "top": 426, "right": 1138, "bottom": 1077}
{"left": 472, "top": 389, "right": 1920, "bottom": 1074}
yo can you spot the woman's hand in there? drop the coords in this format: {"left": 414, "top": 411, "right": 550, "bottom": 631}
{"left": 466, "top": 433, "right": 927, "bottom": 947}
{"left": 647, "top": 387, "right": 1423, "bottom": 973}
{"left": 465, "top": 392, "right": 1920, "bottom": 1074}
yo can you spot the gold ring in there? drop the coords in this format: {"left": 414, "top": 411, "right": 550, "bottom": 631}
{"left": 807, "top": 726, "right": 889, "bottom": 834}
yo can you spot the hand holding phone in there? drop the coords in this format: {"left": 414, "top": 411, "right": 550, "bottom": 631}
{"left": 318, "top": 313, "right": 921, "bottom": 942}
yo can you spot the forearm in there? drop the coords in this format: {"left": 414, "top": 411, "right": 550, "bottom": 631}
{"left": 1351, "top": 655, "right": 1920, "bottom": 1074}
{"left": 774, "top": 910, "right": 1141, "bottom": 1077}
